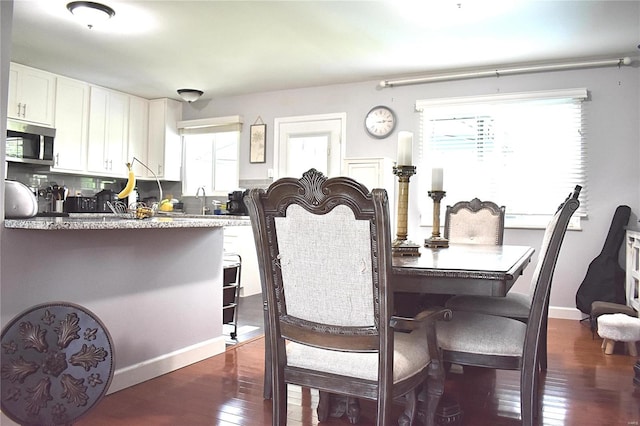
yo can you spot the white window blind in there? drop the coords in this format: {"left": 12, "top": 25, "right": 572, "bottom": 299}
{"left": 416, "top": 89, "right": 587, "bottom": 229}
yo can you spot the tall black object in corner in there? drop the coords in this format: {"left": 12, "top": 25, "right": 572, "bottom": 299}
{"left": 575, "top": 205, "right": 631, "bottom": 315}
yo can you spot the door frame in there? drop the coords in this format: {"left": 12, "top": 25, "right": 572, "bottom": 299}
{"left": 273, "top": 112, "right": 346, "bottom": 180}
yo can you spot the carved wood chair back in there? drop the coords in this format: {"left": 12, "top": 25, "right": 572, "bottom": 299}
{"left": 245, "top": 168, "right": 447, "bottom": 426}
{"left": 444, "top": 198, "right": 506, "bottom": 245}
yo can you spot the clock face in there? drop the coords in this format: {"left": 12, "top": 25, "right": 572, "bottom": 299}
{"left": 365, "top": 106, "right": 396, "bottom": 139}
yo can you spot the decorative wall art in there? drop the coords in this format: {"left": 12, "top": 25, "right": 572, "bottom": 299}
{"left": 250, "top": 121, "right": 266, "bottom": 163}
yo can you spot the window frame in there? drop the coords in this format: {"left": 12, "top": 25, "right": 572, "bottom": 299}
{"left": 178, "top": 116, "right": 243, "bottom": 197}
{"left": 415, "top": 88, "right": 588, "bottom": 230}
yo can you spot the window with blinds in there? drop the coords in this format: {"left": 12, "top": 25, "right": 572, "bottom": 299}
{"left": 416, "top": 89, "right": 587, "bottom": 229}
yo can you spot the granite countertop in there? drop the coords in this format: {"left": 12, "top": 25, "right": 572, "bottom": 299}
{"left": 4, "top": 213, "right": 251, "bottom": 231}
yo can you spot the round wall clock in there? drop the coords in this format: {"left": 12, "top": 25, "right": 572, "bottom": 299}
{"left": 364, "top": 105, "right": 396, "bottom": 139}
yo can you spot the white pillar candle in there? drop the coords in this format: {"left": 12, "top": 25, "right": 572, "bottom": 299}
{"left": 432, "top": 168, "right": 443, "bottom": 191}
{"left": 397, "top": 131, "right": 413, "bottom": 166}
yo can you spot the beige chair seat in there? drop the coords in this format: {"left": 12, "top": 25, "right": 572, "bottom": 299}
{"left": 445, "top": 292, "right": 531, "bottom": 320}
{"left": 288, "top": 327, "right": 430, "bottom": 383}
{"left": 437, "top": 312, "right": 526, "bottom": 357}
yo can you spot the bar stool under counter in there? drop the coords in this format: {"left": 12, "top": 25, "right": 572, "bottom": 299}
{"left": 223, "top": 253, "right": 242, "bottom": 339}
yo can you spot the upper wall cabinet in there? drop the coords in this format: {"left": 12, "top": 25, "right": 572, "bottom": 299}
{"left": 8, "top": 63, "right": 56, "bottom": 126}
{"left": 128, "top": 95, "right": 150, "bottom": 178}
{"left": 148, "top": 98, "right": 182, "bottom": 181}
{"left": 87, "top": 86, "right": 130, "bottom": 177}
{"left": 51, "top": 76, "right": 90, "bottom": 173}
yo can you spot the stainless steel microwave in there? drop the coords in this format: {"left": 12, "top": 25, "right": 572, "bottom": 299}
{"left": 5, "top": 119, "right": 56, "bottom": 166}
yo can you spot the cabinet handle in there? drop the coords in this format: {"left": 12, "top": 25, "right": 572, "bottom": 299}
{"left": 22, "top": 104, "right": 27, "bottom": 117}
{"left": 55, "top": 153, "right": 59, "bottom": 166}
{"left": 109, "top": 159, "right": 113, "bottom": 170}
{"left": 104, "top": 160, "right": 109, "bottom": 170}
{"left": 17, "top": 103, "right": 22, "bottom": 116}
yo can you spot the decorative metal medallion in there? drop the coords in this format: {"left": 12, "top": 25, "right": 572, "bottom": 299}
{"left": 1, "top": 302, "right": 115, "bottom": 425}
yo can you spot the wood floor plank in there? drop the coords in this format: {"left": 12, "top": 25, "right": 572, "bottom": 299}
{"left": 75, "top": 319, "right": 640, "bottom": 425}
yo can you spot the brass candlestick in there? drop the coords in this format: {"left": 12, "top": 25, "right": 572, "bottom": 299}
{"left": 424, "top": 190, "right": 449, "bottom": 248}
{"left": 392, "top": 165, "right": 420, "bottom": 257}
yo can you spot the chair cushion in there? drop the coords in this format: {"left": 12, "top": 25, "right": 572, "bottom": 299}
{"left": 445, "top": 292, "right": 531, "bottom": 320}
{"left": 436, "top": 311, "right": 526, "bottom": 357}
{"left": 286, "top": 327, "right": 431, "bottom": 383}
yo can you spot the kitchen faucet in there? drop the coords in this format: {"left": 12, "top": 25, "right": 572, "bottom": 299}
{"left": 195, "top": 186, "right": 209, "bottom": 215}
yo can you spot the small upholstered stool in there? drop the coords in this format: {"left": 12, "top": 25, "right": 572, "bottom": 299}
{"left": 590, "top": 301, "right": 637, "bottom": 336}
{"left": 597, "top": 313, "right": 640, "bottom": 356}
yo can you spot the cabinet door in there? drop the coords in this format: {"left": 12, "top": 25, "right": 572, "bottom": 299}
{"left": 127, "top": 95, "right": 149, "bottom": 177}
{"left": 8, "top": 63, "right": 55, "bottom": 126}
{"left": 105, "top": 91, "right": 129, "bottom": 176}
{"left": 148, "top": 98, "right": 182, "bottom": 180}
{"left": 52, "top": 77, "right": 89, "bottom": 172}
{"left": 87, "top": 87, "right": 109, "bottom": 173}
{"left": 87, "top": 87, "right": 129, "bottom": 176}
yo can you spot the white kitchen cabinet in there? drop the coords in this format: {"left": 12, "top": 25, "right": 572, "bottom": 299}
{"left": 51, "top": 76, "right": 89, "bottom": 173}
{"left": 127, "top": 95, "right": 150, "bottom": 177}
{"left": 343, "top": 157, "right": 397, "bottom": 225}
{"left": 8, "top": 63, "right": 56, "bottom": 126}
{"left": 87, "top": 86, "right": 129, "bottom": 176}
{"left": 625, "top": 230, "right": 640, "bottom": 313}
{"left": 148, "top": 98, "right": 182, "bottom": 181}
{"left": 224, "top": 225, "right": 261, "bottom": 297}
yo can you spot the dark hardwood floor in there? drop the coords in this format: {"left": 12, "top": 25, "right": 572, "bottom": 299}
{"left": 76, "top": 314, "right": 640, "bottom": 426}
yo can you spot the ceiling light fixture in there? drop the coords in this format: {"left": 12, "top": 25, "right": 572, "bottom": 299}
{"left": 67, "top": 1, "right": 115, "bottom": 29}
{"left": 177, "top": 89, "right": 204, "bottom": 103}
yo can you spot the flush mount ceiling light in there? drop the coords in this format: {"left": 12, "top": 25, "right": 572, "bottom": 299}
{"left": 177, "top": 89, "right": 204, "bottom": 103}
{"left": 67, "top": 1, "right": 115, "bottom": 29}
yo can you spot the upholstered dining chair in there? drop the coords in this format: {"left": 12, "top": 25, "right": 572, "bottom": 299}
{"left": 244, "top": 169, "right": 450, "bottom": 426}
{"left": 436, "top": 186, "right": 580, "bottom": 426}
{"left": 444, "top": 187, "right": 581, "bottom": 372}
{"left": 443, "top": 197, "right": 506, "bottom": 245}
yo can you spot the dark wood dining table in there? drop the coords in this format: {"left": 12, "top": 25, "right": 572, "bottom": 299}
{"left": 392, "top": 244, "right": 535, "bottom": 296}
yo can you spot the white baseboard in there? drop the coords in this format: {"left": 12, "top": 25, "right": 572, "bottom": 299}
{"left": 549, "top": 305, "right": 586, "bottom": 321}
{"left": 108, "top": 336, "right": 227, "bottom": 394}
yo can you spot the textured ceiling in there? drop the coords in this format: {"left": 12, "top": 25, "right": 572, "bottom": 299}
{"left": 9, "top": 0, "right": 640, "bottom": 101}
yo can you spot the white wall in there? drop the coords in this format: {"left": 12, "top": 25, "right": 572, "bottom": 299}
{"left": 184, "top": 64, "right": 640, "bottom": 318}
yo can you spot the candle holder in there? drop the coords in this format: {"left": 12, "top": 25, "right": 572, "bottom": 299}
{"left": 424, "top": 190, "right": 449, "bottom": 248}
{"left": 392, "top": 165, "right": 421, "bottom": 257}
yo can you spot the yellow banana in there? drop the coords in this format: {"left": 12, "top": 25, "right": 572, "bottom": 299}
{"left": 117, "top": 163, "right": 136, "bottom": 199}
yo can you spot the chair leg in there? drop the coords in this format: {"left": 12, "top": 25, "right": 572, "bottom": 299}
{"left": 398, "top": 389, "right": 417, "bottom": 426}
{"left": 422, "top": 361, "right": 445, "bottom": 426}
{"left": 605, "top": 339, "right": 616, "bottom": 355}
{"left": 346, "top": 397, "right": 360, "bottom": 424}
{"left": 317, "top": 391, "right": 331, "bottom": 422}
{"left": 627, "top": 341, "right": 638, "bottom": 357}
{"left": 539, "top": 325, "right": 548, "bottom": 371}
{"left": 273, "top": 373, "right": 287, "bottom": 426}
{"left": 521, "top": 370, "right": 535, "bottom": 426}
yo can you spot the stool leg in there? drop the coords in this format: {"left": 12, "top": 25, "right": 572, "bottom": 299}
{"left": 626, "top": 341, "right": 637, "bottom": 357}
{"left": 601, "top": 339, "right": 606, "bottom": 349}
{"left": 604, "top": 339, "right": 615, "bottom": 355}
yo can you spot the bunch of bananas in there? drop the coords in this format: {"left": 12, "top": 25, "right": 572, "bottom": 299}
{"left": 135, "top": 206, "right": 153, "bottom": 219}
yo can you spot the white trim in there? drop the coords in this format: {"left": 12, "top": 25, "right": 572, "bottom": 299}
{"left": 415, "top": 88, "right": 587, "bottom": 110}
{"left": 549, "top": 305, "right": 585, "bottom": 321}
{"left": 178, "top": 115, "right": 243, "bottom": 129}
{"left": 107, "top": 337, "right": 226, "bottom": 394}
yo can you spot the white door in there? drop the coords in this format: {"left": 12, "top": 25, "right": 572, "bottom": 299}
{"left": 274, "top": 113, "right": 346, "bottom": 179}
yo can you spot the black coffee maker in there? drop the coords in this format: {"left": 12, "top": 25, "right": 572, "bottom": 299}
{"left": 226, "top": 190, "right": 248, "bottom": 215}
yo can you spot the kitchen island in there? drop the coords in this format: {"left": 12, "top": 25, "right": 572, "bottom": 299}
{"left": 1, "top": 214, "right": 251, "bottom": 394}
